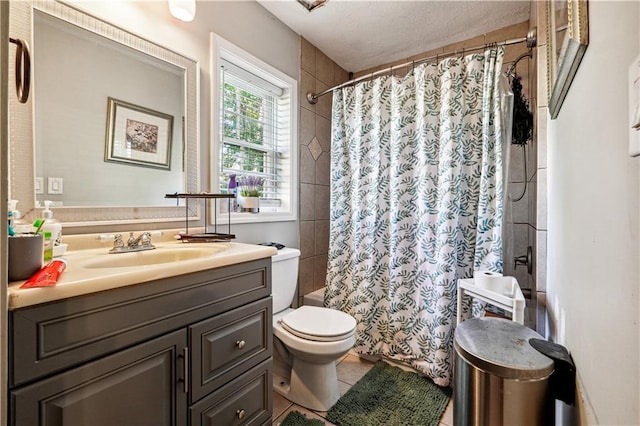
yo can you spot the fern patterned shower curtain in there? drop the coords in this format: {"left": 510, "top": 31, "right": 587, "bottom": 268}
{"left": 325, "top": 48, "right": 505, "bottom": 387}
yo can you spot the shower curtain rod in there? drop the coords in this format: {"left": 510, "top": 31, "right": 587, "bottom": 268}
{"left": 306, "top": 27, "right": 537, "bottom": 105}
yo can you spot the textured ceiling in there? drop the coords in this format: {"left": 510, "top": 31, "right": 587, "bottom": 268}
{"left": 257, "top": 0, "right": 530, "bottom": 73}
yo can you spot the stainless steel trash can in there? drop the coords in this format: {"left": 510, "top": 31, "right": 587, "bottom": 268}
{"left": 453, "top": 317, "right": 554, "bottom": 426}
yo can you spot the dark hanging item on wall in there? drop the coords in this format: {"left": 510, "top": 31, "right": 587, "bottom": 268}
{"left": 511, "top": 74, "right": 532, "bottom": 146}
{"left": 9, "top": 38, "right": 31, "bottom": 104}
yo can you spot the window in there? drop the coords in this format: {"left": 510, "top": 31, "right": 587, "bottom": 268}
{"left": 212, "top": 35, "right": 297, "bottom": 222}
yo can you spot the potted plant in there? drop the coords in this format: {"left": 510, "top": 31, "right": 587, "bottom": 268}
{"left": 237, "top": 176, "right": 264, "bottom": 213}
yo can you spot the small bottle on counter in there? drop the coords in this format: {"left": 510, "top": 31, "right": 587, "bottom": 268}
{"left": 43, "top": 231, "right": 53, "bottom": 263}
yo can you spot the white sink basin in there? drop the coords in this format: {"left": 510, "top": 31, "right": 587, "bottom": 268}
{"left": 82, "top": 247, "right": 226, "bottom": 269}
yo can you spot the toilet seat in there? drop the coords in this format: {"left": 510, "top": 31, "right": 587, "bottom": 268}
{"left": 279, "top": 306, "right": 356, "bottom": 342}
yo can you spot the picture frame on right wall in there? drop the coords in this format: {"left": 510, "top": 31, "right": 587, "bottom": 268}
{"left": 547, "top": 0, "right": 589, "bottom": 119}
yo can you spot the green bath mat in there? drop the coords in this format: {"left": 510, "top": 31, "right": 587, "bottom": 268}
{"left": 280, "top": 410, "right": 325, "bottom": 426}
{"left": 327, "top": 361, "right": 452, "bottom": 426}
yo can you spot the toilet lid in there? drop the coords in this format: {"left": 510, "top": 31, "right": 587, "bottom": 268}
{"left": 280, "top": 306, "right": 357, "bottom": 342}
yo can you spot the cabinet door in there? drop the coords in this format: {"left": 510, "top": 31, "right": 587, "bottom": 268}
{"left": 190, "top": 360, "right": 272, "bottom": 426}
{"left": 11, "top": 329, "right": 188, "bottom": 426}
{"left": 190, "top": 298, "right": 272, "bottom": 403}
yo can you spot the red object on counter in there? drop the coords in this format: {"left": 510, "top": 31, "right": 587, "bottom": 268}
{"left": 20, "top": 259, "right": 67, "bottom": 288}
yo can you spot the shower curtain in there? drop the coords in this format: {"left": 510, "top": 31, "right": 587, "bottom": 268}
{"left": 325, "top": 48, "right": 505, "bottom": 387}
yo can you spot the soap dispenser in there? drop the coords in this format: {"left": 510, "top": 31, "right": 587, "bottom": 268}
{"left": 9, "top": 199, "right": 30, "bottom": 234}
{"left": 42, "top": 200, "right": 62, "bottom": 246}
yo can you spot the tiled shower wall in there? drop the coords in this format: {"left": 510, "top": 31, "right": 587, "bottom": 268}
{"left": 531, "top": 0, "right": 549, "bottom": 336}
{"left": 296, "top": 37, "right": 348, "bottom": 307}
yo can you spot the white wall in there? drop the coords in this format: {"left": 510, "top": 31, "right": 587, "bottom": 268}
{"left": 65, "top": 0, "right": 300, "bottom": 247}
{"left": 546, "top": 1, "right": 639, "bottom": 424}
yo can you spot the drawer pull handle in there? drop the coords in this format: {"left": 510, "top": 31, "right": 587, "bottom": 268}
{"left": 236, "top": 340, "right": 246, "bottom": 349}
{"left": 236, "top": 409, "right": 246, "bottom": 420}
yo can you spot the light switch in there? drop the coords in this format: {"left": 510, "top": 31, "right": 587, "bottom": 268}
{"left": 35, "top": 177, "right": 44, "bottom": 194}
{"left": 47, "top": 177, "right": 64, "bottom": 195}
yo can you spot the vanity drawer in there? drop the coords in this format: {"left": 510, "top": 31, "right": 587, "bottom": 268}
{"left": 189, "top": 359, "right": 272, "bottom": 426}
{"left": 190, "top": 298, "right": 272, "bottom": 403}
{"left": 10, "top": 258, "right": 271, "bottom": 387}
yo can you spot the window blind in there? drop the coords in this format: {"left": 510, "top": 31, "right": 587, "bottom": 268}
{"left": 220, "top": 62, "right": 291, "bottom": 207}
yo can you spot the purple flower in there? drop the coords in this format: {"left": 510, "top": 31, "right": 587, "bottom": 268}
{"left": 237, "top": 175, "right": 264, "bottom": 197}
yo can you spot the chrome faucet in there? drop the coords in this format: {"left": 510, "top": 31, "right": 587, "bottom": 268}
{"left": 109, "top": 232, "right": 156, "bottom": 254}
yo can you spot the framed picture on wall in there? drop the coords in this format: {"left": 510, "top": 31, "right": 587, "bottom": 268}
{"left": 546, "top": 0, "right": 589, "bottom": 119}
{"left": 105, "top": 97, "right": 174, "bottom": 170}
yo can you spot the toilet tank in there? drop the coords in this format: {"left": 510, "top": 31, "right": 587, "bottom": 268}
{"left": 271, "top": 248, "right": 301, "bottom": 314}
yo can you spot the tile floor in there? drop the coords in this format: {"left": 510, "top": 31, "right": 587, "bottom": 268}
{"left": 271, "top": 352, "right": 454, "bottom": 426}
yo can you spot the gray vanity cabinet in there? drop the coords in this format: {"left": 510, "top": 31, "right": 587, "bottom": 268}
{"left": 12, "top": 329, "right": 188, "bottom": 426}
{"left": 9, "top": 258, "right": 273, "bottom": 426}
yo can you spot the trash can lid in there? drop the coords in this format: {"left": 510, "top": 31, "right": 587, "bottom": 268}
{"left": 455, "top": 317, "right": 554, "bottom": 380}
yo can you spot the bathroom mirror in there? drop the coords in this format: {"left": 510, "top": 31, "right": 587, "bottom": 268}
{"left": 9, "top": 0, "right": 199, "bottom": 225}
{"left": 546, "top": 0, "right": 589, "bottom": 119}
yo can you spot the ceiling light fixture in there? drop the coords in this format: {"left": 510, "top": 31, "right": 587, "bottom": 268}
{"left": 297, "top": 0, "right": 328, "bottom": 12}
{"left": 169, "top": 0, "right": 196, "bottom": 22}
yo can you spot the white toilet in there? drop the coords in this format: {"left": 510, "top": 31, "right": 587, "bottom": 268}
{"left": 271, "top": 248, "right": 357, "bottom": 411}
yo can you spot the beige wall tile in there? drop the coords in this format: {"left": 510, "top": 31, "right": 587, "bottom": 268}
{"left": 528, "top": 224, "right": 537, "bottom": 288}
{"left": 537, "top": 0, "right": 548, "bottom": 47}
{"left": 509, "top": 183, "right": 529, "bottom": 224}
{"left": 335, "top": 63, "right": 349, "bottom": 84}
{"left": 536, "top": 46, "right": 548, "bottom": 108}
{"left": 299, "top": 146, "right": 316, "bottom": 184}
{"left": 503, "top": 42, "right": 530, "bottom": 65}
{"left": 298, "top": 257, "right": 315, "bottom": 296}
{"left": 300, "top": 183, "right": 315, "bottom": 221}
{"left": 536, "top": 168, "right": 547, "bottom": 231}
{"left": 315, "top": 220, "right": 330, "bottom": 255}
{"left": 509, "top": 145, "right": 526, "bottom": 183}
{"left": 316, "top": 49, "right": 335, "bottom": 86}
{"left": 300, "top": 221, "right": 315, "bottom": 259}
{"left": 313, "top": 254, "right": 329, "bottom": 290}
{"left": 315, "top": 185, "right": 330, "bottom": 220}
{"left": 528, "top": 171, "right": 538, "bottom": 227}
{"left": 316, "top": 80, "right": 333, "bottom": 119}
{"left": 315, "top": 152, "right": 331, "bottom": 186}
{"left": 408, "top": 47, "right": 444, "bottom": 64}
{"left": 526, "top": 141, "right": 537, "bottom": 183}
{"left": 536, "top": 106, "right": 548, "bottom": 168}
{"left": 535, "top": 229, "right": 547, "bottom": 292}
{"left": 316, "top": 115, "right": 331, "bottom": 153}
{"left": 536, "top": 291, "right": 547, "bottom": 337}
{"left": 484, "top": 20, "right": 529, "bottom": 44}
{"left": 300, "top": 69, "right": 316, "bottom": 112}
{"left": 529, "top": 0, "right": 537, "bottom": 30}
{"left": 301, "top": 36, "right": 316, "bottom": 74}
{"left": 299, "top": 107, "right": 315, "bottom": 146}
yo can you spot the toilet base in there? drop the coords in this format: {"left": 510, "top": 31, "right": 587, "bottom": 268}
{"left": 273, "top": 358, "right": 341, "bottom": 412}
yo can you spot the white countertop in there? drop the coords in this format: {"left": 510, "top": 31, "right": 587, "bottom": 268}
{"left": 8, "top": 240, "right": 277, "bottom": 310}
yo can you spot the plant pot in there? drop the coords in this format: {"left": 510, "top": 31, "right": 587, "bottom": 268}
{"left": 238, "top": 196, "right": 259, "bottom": 213}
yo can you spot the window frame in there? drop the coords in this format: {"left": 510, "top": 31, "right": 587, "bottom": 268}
{"left": 210, "top": 33, "right": 298, "bottom": 224}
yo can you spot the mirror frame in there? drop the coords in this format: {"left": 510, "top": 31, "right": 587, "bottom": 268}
{"left": 546, "top": 0, "right": 589, "bottom": 119}
{"left": 9, "top": 0, "right": 200, "bottom": 226}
